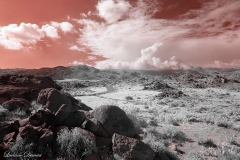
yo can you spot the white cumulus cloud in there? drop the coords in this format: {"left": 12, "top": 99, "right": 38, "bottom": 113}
{"left": 0, "top": 21, "right": 73, "bottom": 50}
{"left": 96, "top": 0, "right": 131, "bottom": 23}
{"left": 77, "top": 0, "right": 240, "bottom": 69}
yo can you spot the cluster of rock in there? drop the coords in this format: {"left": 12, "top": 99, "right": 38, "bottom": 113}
{"left": 0, "top": 75, "right": 171, "bottom": 160}
{"left": 178, "top": 73, "right": 207, "bottom": 88}
{"left": 209, "top": 75, "right": 239, "bottom": 85}
{"left": 0, "top": 74, "right": 61, "bottom": 104}
{"left": 156, "top": 90, "right": 184, "bottom": 99}
{"left": 143, "top": 81, "right": 172, "bottom": 91}
{"left": 178, "top": 73, "right": 240, "bottom": 89}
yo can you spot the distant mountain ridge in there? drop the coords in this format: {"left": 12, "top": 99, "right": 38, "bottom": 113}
{"left": 1, "top": 65, "right": 240, "bottom": 80}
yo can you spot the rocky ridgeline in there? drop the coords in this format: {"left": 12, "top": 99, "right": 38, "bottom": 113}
{"left": 0, "top": 75, "right": 171, "bottom": 160}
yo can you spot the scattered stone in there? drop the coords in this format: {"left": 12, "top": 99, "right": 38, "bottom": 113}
{"left": 91, "top": 105, "right": 136, "bottom": 137}
{"left": 156, "top": 90, "right": 184, "bottom": 99}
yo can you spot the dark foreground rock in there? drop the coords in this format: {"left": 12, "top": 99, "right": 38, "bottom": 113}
{"left": 29, "top": 110, "right": 58, "bottom": 126}
{"left": 55, "top": 104, "right": 86, "bottom": 127}
{"left": 37, "top": 88, "right": 91, "bottom": 113}
{"left": 91, "top": 105, "right": 136, "bottom": 138}
{"left": 112, "top": 133, "right": 156, "bottom": 160}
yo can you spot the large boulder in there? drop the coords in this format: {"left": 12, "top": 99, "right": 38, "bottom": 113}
{"left": 112, "top": 133, "right": 156, "bottom": 160}
{"left": 37, "top": 88, "right": 82, "bottom": 113}
{"left": 91, "top": 105, "right": 136, "bottom": 137}
{"left": 82, "top": 118, "right": 109, "bottom": 137}
{"left": 2, "top": 98, "right": 31, "bottom": 112}
{"left": 29, "top": 110, "right": 58, "bottom": 126}
{"left": 55, "top": 104, "right": 86, "bottom": 127}
{"left": 0, "top": 75, "right": 61, "bottom": 104}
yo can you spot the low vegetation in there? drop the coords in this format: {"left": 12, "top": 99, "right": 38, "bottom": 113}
{"left": 57, "top": 128, "right": 96, "bottom": 160}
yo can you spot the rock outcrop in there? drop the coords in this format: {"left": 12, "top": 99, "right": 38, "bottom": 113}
{"left": 2, "top": 98, "right": 32, "bottom": 112}
{"left": 0, "top": 75, "right": 61, "bottom": 104}
{"left": 37, "top": 88, "right": 90, "bottom": 113}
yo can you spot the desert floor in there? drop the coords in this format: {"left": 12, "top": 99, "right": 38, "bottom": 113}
{"left": 58, "top": 77, "right": 240, "bottom": 160}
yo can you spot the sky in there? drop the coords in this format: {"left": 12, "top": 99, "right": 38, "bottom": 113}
{"left": 0, "top": 0, "right": 240, "bottom": 70}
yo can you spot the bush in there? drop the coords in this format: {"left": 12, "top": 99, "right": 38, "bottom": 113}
{"left": 8, "top": 138, "right": 52, "bottom": 159}
{"left": 215, "top": 119, "right": 233, "bottom": 128}
{"left": 142, "top": 128, "right": 179, "bottom": 160}
{"left": 0, "top": 105, "right": 9, "bottom": 120}
{"left": 125, "top": 96, "right": 133, "bottom": 101}
{"left": 197, "top": 137, "right": 216, "bottom": 148}
{"left": 184, "top": 153, "right": 205, "bottom": 160}
{"left": 162, "top": 127, "right": 187, "bottom": 142}
{"left": 57, "top": 128, "right": 95, "bottom": 159}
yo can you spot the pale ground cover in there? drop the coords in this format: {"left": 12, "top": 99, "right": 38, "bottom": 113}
{"left": 72, "top": 79, "right": 240, "bottom": 160}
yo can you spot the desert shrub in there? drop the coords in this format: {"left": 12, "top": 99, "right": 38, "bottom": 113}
{"left": 217, "top": 143, "right": 240, "bottom": 160}
{"left": 0, "top": 105, "right": 9, "bottom": 121}
{"left": 113, "top": 154, "right": 125, "bottom": 160}
{"left": 170, "top": 102, "right": 180, "bottom": 107}
{"left": 125, "top": 96, "right": 133, "bottom": 100}
{"left": 197, "top": 137, "right": 216, "bottom": 148}
{"left": 215, "top": 119, "right": 233, "bottom": 128}
{"left": 184, "top": 152, "right": 205, "bottom": 160}
{"left": 142, "top": 128, "right": 179, "bottom": 160}
{"left": 161, "top": 127, "right": 187, "bottom": 142}
{"left": 8, "top": 138, "right": 52, "bottom": 159}
{"left": 57, "top": 128, "right": 95, "bottom": 159}
{"left": 31, "top": 101, "right": 44, "bottom": 113}
{"left": 148, "top": 118, "right": 158, "bottom": 126}
{"left": 10, "top": 108, "right": 28, "bottom": 117}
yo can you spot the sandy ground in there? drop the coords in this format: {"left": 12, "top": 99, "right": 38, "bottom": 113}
{"left": 76, "top": 83, "right": 160, "bottom": 110}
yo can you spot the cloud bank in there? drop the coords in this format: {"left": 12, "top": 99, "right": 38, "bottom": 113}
{"left": 77, "top": 0, "right": 240, "bottom": 70}
{"left": 0, "top": 22, "right": 73, "bottom": 50}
